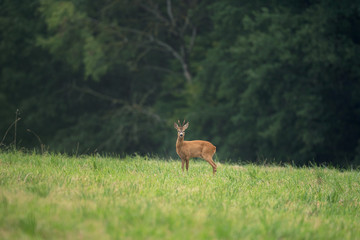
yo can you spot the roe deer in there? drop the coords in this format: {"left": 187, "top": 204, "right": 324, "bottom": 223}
{"left": 174, "top": 120, "right": 217, "bottom": 174}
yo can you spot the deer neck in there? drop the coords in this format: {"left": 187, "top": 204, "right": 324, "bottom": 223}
{"left": 176, "top": 136, "right": 184, "bottom": 149}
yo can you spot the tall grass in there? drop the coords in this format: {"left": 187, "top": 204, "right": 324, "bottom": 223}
{"left": 0, "top": 151, "right": 359, "bottom": 239}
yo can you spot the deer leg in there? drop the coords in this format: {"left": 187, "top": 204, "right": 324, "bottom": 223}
{"left": 211, "top": 159, "right": 217, "bottom": 175}
{"left": 185, "top": 158, "right": 189, "bottom": 172}
{"left": 181, "top": 158, "right": 185, "bottom": 172}
{"left": 204, "top": 156, "right": 217, "bottom": 175}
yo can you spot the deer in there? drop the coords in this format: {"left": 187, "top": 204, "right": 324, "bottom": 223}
{"left": 174, "top": 120, "right": 217, "bottom": 174}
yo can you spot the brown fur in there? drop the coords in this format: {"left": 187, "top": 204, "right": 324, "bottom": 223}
{"left": 174, "top": 121, "right": 217, "bottom": 174}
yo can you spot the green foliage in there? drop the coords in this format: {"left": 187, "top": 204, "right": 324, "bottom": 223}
{"left": 1, "top": 0, "right": 360, "bottom": 166}
{"left": 193, "top": 1, "right": 360, "bottom": 164}
{"left": 83, "top": 35, "right": 108, "bottom": 81}
{"left": 1, "top": 152, "right": 360, "bottom": 239}
{"left": 37, "top": 0, "right": 86, "bottom": 71}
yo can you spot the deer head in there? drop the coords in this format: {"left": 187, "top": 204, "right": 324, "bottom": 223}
{"left": 174, "top": 120, "right": 189, "bottom": 139}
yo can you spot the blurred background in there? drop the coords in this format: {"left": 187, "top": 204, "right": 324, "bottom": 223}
{"left": 1, "top": 0, "right": 360, "bottom": 166}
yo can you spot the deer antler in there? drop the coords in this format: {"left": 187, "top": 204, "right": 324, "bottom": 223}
{"left": 176, "top": 119, "right": 188, "bottom": 127}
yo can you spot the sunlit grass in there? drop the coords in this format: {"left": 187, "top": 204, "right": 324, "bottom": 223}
{"left": 0, "top": 151, "right": 359, "bottom": 239}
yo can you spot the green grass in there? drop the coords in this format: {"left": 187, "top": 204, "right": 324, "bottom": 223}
{"left": 0, "top": 151, "right": 359, "bottom": 239}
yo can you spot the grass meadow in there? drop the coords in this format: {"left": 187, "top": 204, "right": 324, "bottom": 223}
{"left": 0, "top": 151, "right": 360, "bottom": 239}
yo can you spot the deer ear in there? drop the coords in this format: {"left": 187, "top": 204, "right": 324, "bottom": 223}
{"left": 174, "top": 122, "right": 179, "bottom": 130}
{"left": 183, "top": 122, "right": 189, "bottom": 130}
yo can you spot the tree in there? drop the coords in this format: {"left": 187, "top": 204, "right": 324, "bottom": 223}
{"left": 193, "top": 1, "right": 360, "bottom": 165}
{"left": 34, "top": 0, "right": 214, "bottom": 154}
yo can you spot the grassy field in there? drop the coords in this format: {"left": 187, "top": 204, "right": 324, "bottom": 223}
{"left": 0, "top": 151, "right": 359, "bottom": 239}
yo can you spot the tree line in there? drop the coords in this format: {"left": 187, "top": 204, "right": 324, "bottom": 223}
{"left": 1, "top": 0, "right": 360, "bottom": 166}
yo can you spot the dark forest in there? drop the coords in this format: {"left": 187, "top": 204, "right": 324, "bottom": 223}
{"left": 1, "top": 0, "right": 360, "bottom": 166}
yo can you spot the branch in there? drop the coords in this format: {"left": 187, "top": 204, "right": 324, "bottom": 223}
{"left": 27, "top": 129, "right": 45, "bottom": 154}
{"left": 188, "top": 27, "right": 197, "bottom": 53}
{"left": 181, "top": 13, "right": 190, "bottom": 36}
{"left": 138, "top": 88, "right": 155, "bottom": 106}
{"left": 72, "top": 83, "right": 162, "bottom": 122}
{"left": 140, "top": 3, "right": 169, "bottom": 25}
{"left": 143, "top": 65, "right": 177, "bottom": 75}
{"left": 88, "top": 7, "right": 194, "bottom": 83}
{"left": 72, "top": 84, "right": 126, "bottom": 105}
{"left": 167, "top": 0, "right": 176, "bottom": 27}
{"left": 0, "top": 117, "right": 21, "bottom": 146}
{"left": 151, "top": 37, "right": 182, "bottom": 62}
{"left": 151, "top": 38, "right": 192, "bottom": 83}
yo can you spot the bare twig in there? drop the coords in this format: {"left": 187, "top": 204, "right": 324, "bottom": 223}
{"left": 27, "top": 129, "right": 45, "bottom": 154}
{"left": 14, "top": 109, "right": 19, "bottom": 149}
{"left": 0, "top": 117, "right": 21, "bottom": 146}
{"left": 75, "top": 142, "right": 79, "bottom": 157}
